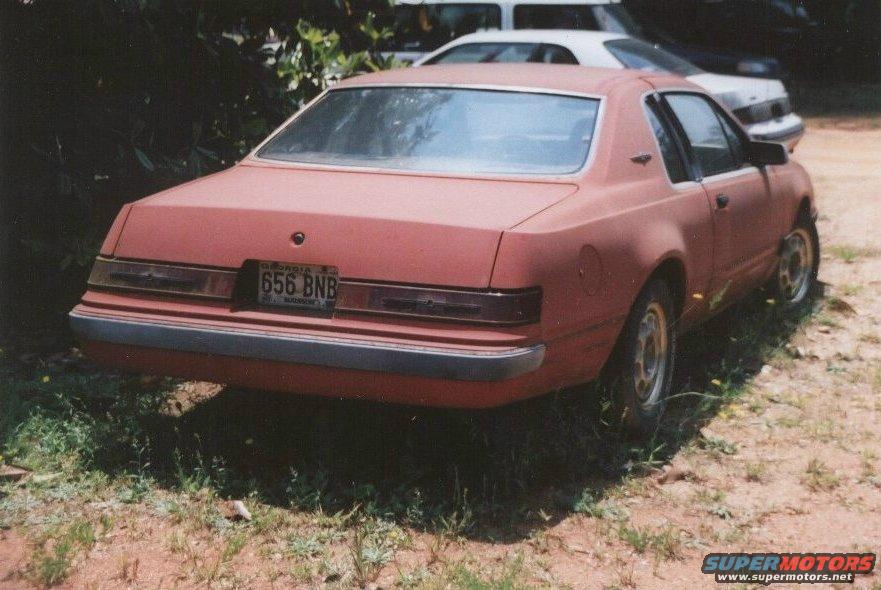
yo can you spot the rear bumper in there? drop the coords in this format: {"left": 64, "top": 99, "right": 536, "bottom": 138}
{"left": 69, "top": 310, "right": 544, "bottom": 382}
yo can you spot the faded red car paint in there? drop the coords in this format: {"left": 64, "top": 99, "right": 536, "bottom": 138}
{"left": 71, "top": 64, "right": 816, "bottom": 408}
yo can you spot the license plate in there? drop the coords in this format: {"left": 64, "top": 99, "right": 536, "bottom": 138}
{"left": 257, "top": 261, "right": 338, "bottom": 312}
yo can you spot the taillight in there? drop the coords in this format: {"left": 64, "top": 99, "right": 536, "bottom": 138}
{"left": 88, "top": 257, "right": 542, "bottom": 325}
{"left": 88, "top": 257, "right": 236, "bottom": 300}
{"left": 336, "top": 282, "right": 541, "bottom": 325}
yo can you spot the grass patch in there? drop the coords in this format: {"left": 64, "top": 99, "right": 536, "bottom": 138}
{"left": 450, "top": 554, "right": 529, "bottom": 590}
{"left": 837, "top": 283, "right": 863, "bottom": 297}
{"left": 287, "top": 532, "right": 325, "bottom": 558}
{"left": 699, "top": 436, "right": 739, "bottom": 457}
{"left": 26, "top": 519, "right": 99, "bottom": 586}
{"left": 803, "top": 459, "right": 841, "bottom": 492}
{"left": 827, "top": 244, "right": 879, "bottom": 264}
{"left": 349, "top": 518, "right": 408, "bottom": 587}
{"left": 0, "top": 286, "right": 814, "bottom": 580}
{"left": 617, "top": 524, "right": 682, "bottom": 561}
{"left": 572, "top": 489, "right": 628, "bottom": 521}
{"left": 745, "top": 462, "right": 767, "bottom": 483}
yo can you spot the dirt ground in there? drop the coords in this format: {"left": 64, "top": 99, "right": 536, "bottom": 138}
{"left": 2, "top": 120, "right": 880, "bottom": 589}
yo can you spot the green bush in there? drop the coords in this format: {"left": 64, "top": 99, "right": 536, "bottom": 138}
{"left": 0, "top": 0, "right": 396, "bottom": 330}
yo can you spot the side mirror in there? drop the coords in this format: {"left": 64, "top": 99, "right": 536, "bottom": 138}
{"left": 749, "top": 140, "right": 788, "bottom": 166}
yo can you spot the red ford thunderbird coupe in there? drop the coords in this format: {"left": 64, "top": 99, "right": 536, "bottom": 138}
{"left": 71, "top": 64, "right": 818, "bottom": 433}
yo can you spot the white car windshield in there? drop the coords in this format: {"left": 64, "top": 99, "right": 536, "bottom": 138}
{"left": 258, "top": 87, "right": 600, "bottom": 175}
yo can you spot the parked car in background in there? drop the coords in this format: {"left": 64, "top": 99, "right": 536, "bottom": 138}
{"left": 416, "top": 30, "right": 804, "bottom": 147}
{"left": 627, "top": 0, "right": 819, "bottom": 78}
{"left": 71, "top": 64, "right": 818, "bottom": 435}
{"left": 383, "top": 0, "right": 785, "bottom": 78}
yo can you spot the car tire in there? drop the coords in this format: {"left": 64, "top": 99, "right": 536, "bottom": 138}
{"left": 770, "top": 213, "right": 820, "bottom": 308}
{"left": 614, "top": 279, "right": 677, "bottom": 438}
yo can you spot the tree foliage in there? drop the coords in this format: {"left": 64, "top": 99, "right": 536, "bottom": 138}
{"left": 0, "top": 0, "right": 396, "bottom": 326}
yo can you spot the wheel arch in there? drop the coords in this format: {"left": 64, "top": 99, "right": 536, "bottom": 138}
{"left": 645, "top": 257, "right": 687, "bottom": 321}
{"left": 613, "top": 254, "right": 688, "bottom": 353}
{"left": 795, "top": 195, "right": 813, "bottom": 226}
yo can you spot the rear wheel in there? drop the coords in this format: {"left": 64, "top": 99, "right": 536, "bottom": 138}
{"left": 771, "top": 214, "right": 819, "bottom": 307}
{"left": 614, "top": 279, "right": 677, "bottom": 437}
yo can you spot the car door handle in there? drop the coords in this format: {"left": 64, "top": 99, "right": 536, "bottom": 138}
{"left": 715, "top": 194, "right": 730, "bottom": 209}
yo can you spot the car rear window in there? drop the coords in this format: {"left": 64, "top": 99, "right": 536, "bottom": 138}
{"left": 604, "top": 38, "right": 702, "bottom": 77}
{"left": 258, "top": 87, "right": 601, "bottom": 176}
{"left": 384, "top": 4, "right": 502, "bottom": 53}
{"left": 424, "top": 42, "right": 579, "bottom": 65}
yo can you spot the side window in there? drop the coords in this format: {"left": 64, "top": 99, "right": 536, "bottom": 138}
{"left": 644, "top": 99, "right": 689, "bottom": 184}
{"left": 665, "top": 93, "right": 738, "bottom": 177}
{"left": 534, "top": 44, "right": 579, "bottom": 64}
{"left": 514, "top": 5, "right": 600, "bottom": 30}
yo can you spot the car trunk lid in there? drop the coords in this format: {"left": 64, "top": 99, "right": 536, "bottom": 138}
{"left": 112, "top": 164, "right": 577, "bottom": 288}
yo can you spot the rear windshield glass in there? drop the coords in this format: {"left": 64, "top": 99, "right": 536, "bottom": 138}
{"left": 258, "top": 87, "right": 600, "bottom": 175}
{"left": 425, "top": 42, "right": 579, "bottom": 65}
{"left": 604, "top": 38, "right": 702, "bottom": 76}
{"left": 384, "top": 4, "right": 501, "bottom": 52}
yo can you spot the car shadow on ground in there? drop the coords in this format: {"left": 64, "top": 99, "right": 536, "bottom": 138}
{"left": 129, "top": 292, "right": 816, "bottom": 543}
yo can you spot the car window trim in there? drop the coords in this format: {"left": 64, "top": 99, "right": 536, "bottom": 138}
{"left": 647, "top": 93, "right": 700, "bottom": 183}
{"left": 698, "top": 166, "right": 761, "bottom": 186}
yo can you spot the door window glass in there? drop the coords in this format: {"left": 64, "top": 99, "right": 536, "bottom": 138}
{"left": 666, "top": 94, "right": 737, "bottom": 177}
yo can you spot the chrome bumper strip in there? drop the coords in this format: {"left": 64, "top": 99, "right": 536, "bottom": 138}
{"left": 69, "top": 311, "right": 544, "bottom": 382}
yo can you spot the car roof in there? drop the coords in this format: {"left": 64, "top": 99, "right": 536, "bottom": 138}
{"left": 430, "top": 29, "right": 627, "bottom": 47}
{"left": 335, "top": 63, "right": 645, "bottom": 97}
